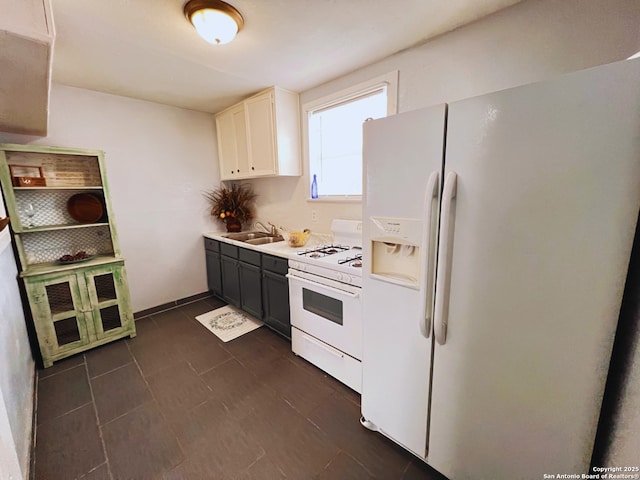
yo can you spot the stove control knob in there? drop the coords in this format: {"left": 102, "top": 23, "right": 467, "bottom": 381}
{"left": 343, "top": 274, "right": 352, "bottom": 284}
{"left": 290, "top": 261, "right": 298, "bottom": 269}
{"left": 336, "top": 273, "right": 344, "bottom": 282}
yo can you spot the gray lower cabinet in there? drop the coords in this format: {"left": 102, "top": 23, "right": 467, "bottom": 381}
{"left": 238, "top": 246, "right": 263, "bottom": 318}
{"left": 261, "top": 254, "right": 291, "bottom": 338}
{"left": 239, "top": 262, "right": 262, "bottom": 318}
{"left": 205, "top": 238, "right": 223, "bottom": 297}
{"left": 220, "top": 255, "right": 241, "bottom": 307}
{"left": 206, "top": 249, "right": 222, "bottom": 296}
{"left": 204, "top": 238, "right": 291, "bottom": 339}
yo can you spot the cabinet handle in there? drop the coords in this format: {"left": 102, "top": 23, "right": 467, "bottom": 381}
{"left": 237, "top": 169, "right": 240, "bottom": 173}
{"left": 251, "top": 167, "right": 255, "bottom": 170}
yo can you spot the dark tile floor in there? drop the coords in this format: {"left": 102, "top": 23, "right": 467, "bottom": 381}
{"left": 33, "top": 296, "right": 446, "bottom": 480}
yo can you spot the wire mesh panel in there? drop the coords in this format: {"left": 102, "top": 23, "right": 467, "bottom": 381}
{"left": 45, "top": 282, "right": 75, "bottom": 314}
{"left": 54, "top": 317, "right": 82, "bottom": 345}
{"left": 99, "top": 305, "right": 122, "bottom": 332}
{"left": 21, "top": 226, "right": 114, "bottom": 264}
{"left": 94, "top": 273, "right": 117, "bottom": 302}
{"left": 14, "top": 189, "right": 106, "bottom": 227}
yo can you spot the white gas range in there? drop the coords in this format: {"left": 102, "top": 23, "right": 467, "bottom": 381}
{"left": 287, "top": 220, "right": 363, "bottom": 393}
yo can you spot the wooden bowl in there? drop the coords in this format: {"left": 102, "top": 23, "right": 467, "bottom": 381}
{"left": 67, "top": 193, "right": 104, "bottom": 223}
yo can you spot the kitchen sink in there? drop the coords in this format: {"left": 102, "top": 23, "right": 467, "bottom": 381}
{"left": 244, "top": 235, "right": 285, "bottom": 245}
{"left": 224, "top": 231, "right": 271, "bottom": 241}
{"left": 223, "top": 231, "right": 285, "bottom": 245}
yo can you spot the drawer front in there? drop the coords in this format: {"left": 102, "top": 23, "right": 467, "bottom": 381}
{"left": 292, "top": 327, "right": 362, "bottom": 393}
{"left": 220, "top": 242, "right": 238, "bottom": 258}
{"left": 262, "top": 254, "right": 288, "bottom": 275}
{"left": 239, "top": 247, "right": 261, "bottom": 267}
{"left": 204, "top": 237, "right": 220, "bottom": 252}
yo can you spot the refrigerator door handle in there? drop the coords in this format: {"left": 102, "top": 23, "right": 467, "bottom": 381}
{"left": 434, "top": 171, "right": 457, "bottom": 345}
{"left": 420, "top": 170, "right": 440, "bottom": 339}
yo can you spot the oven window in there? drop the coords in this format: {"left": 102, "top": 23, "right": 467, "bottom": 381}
{"left": 302, "top": 288, "right": 343, "bottom": 325}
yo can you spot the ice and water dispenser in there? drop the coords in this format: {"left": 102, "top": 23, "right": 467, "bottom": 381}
{"left": 369, "top": 217, "right": 423, "bottom": 289}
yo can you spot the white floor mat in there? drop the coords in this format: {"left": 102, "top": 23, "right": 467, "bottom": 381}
{"left": 195, "top": 305, "right": 263, "bottom": 342}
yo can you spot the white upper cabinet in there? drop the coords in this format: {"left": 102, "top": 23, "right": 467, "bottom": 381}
{"left": 216, "top": 103, "right": 250, "bottom": 178}
{"left": 215, "top": 87, "right": 301, "bottom": 181}
{"left": 245, "top": 92, "right": 276, "bottom": 176}
{"left": 0, "top": 0, "right": 55, "bottom": 136}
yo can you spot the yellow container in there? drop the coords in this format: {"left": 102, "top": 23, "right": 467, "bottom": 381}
{"left": 288, "top": 229, "right": 311, "bottom": 247}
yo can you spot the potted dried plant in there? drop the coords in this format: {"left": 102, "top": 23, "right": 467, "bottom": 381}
{"left": 204, "top": 183, "right": 257, "bottom": 232}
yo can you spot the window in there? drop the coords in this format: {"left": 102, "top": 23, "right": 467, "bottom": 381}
{"left": 305, "top": 71, "right": 398, "bottom": 199}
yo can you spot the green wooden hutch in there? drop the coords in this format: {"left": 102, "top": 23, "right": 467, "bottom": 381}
{"left": 0, "top": 144, "right": 135, "bottom": 367}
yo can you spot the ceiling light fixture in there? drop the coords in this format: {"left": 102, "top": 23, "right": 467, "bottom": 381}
{"left": 184, "top": 0, "right": 244, "bottom": 45}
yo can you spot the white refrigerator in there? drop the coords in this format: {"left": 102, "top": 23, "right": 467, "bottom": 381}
{"left": 361, "top": 58, "right": 640, "bottom": 479}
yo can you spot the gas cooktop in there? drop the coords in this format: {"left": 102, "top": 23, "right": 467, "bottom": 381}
{"left": 290, "top": 245, "right": 364, "bottom": 276}
{"left": 288, "top": 220, "right": 364, "bottom": 281}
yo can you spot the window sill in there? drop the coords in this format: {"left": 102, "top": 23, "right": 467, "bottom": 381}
{"left": 307, "top": 196, "right": 362, "bottom": 204}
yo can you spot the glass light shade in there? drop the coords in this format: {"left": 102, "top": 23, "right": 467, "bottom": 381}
{"left": 191, "top": 8, "right": 239, "bottom": 45}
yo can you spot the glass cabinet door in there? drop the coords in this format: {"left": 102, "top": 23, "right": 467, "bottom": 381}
{"left": 28, "top": 274, "right": 92, "bottom": 356}
{"left": 84, "top": 265, "right": 132, "bottom": 338}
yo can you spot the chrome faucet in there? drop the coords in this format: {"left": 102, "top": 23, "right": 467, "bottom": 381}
{"left": 254, "top": 221, "right": 278, "bottom": 235}
{"left": 268, "top": 222, "right": 278, "bottom": 235}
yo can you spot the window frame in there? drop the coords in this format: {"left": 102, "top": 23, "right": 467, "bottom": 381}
{"left": 302, "top": 71, "right": 399, "bottom": 202}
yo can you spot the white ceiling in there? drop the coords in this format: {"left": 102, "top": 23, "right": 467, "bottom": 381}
{"left": 51, "top": 0, "right": 522, "bottom": 114}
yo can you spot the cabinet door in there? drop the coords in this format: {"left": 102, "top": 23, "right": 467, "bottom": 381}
{"left": 245, "top": 92, "right": 277, "bottom": 176}
{"left": 83, "top": 265, "right": 133, "bottom": 339}
{"left": 25, "top": 273, "right": 92, "bottom": 366}
{"left": 221, "top": 255, "right": 241, "bottom": 307}
{"left": 262, "top": 270, "right": 291, "bottom": 338}
{"left": 206, "top": 250, "right": 222, "bottom": 297}
{"left": 232, "top": 105, "right": 250, "bottom": 176}
{"left": 239, "top": 261, "right": 262, "bottom": 319}
{"left": 216, "top": 108, "right": 239, "bottom": 180}
{"left": 216, "top": 104, "right": 250, "bottom": 180}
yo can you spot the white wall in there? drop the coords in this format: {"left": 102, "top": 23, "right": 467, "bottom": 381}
{"left": 0, "top": 195, "right": 34, "bottom": 479}
{"left": 0, "top": 84, "right": 222, "bottom": 312}
{"left": 0, "top": 390, "right": 24, "bottom": 480}
{"left": 247, "top": 0, "right": 640, "bottom": 235}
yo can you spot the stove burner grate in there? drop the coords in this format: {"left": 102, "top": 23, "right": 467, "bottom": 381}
{"left": 297, "top": 244, "right": 350, "bottom": 257}
{"left": 338, "top": 253, "right": 362, "bottom": 265}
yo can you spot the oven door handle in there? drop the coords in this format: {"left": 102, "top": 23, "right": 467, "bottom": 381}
{"left": 286, "top": 274, "right": 360, "bottom": 299}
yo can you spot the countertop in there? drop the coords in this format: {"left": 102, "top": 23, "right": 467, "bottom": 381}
{"left": 203, "top": 231, "right": 330, "bottom": 259}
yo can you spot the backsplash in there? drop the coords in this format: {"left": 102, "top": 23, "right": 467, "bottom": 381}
{"left": 244, "top": 175, "right": 362, "bottom": 236}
